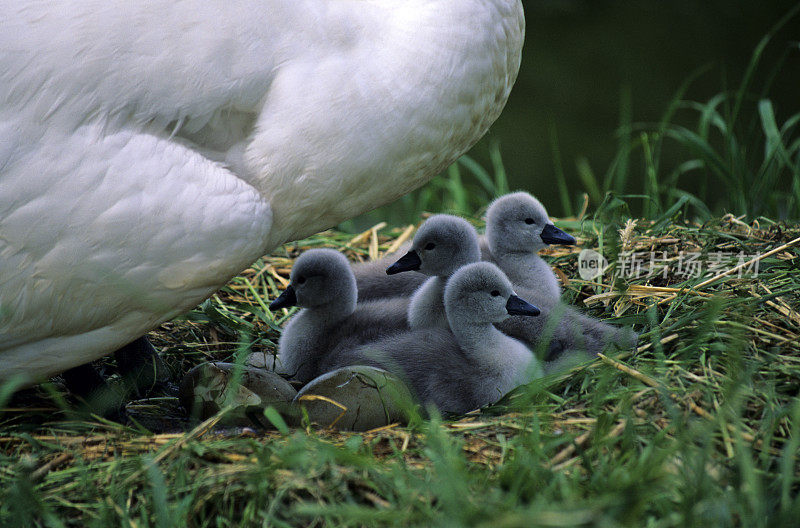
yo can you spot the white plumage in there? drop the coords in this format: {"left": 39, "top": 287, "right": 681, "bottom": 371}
{"left": 0, "top": 0, "right": 525, "bottom": 382}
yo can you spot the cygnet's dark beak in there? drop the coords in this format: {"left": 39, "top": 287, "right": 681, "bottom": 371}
{"left": 386, "top": 250, "right": 422, "bottom": 275}
{"left": 269, "top": 285, "right": 298, "bottom": 310}
{"left": 540, "top": 224, "right": 576, "bottom": 245}
{"left": 506, "top": 294, "right": 540, "bottom": 316}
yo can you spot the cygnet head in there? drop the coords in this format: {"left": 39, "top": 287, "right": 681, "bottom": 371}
{"left": 386, "top": 214, "right": 480, "bottom": 277}
{"left": 485, "top": 192, "right": 575, "bottom": 254}
{"left": 269, "top": 249, "right": 356, "bottom": 310}
{"left": 444, "top": 262, "right": 540, "bottom": 324}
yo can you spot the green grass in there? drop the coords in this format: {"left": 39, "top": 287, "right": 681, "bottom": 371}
{"left": 1, "top": 213, "right": 799, "bottom": 527}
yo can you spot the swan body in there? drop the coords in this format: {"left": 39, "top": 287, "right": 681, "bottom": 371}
{"left": 0, "top": 0, "right": 525, "bottom": 382}
{"left": 496, "top": 288, "right": 639, "bottom": 367}
{"left": 322, "top": 262, "right": 542, "bottom": 413}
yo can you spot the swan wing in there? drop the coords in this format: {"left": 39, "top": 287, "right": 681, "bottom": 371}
{"left": 0, "top": 0, "right": 327, "bottom": 129}
{"left": 0, "top": 123, "right": 271, "bottom": 382}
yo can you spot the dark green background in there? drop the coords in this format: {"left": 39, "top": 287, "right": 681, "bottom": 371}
{"left": 469, "top": 0, "right": 800, "bottom": 216}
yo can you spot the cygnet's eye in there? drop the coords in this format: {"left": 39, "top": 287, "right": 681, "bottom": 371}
{"left": 490, "top": 290, "right": 501, "bottom": 297}
{"left": 296, "top": 276, "right": 306, "bottom": 285}
{"left": 424, "top": 242, "right": 436, "bottom": 251}
{"left": 524, "top": 218, "right": 534, "bottom": 225}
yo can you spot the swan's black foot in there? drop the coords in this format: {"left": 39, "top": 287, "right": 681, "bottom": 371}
{"left": 114, "top": 336, "right": 175, "bottom": 398}
{"left": 61, "top": 363, "right": 107, "bottom": 400}
{"left": 60, "top": 336, "right": 175, "bottom": 420}
{"left": 61, "top": 363, "right": 125, "bottom": 419}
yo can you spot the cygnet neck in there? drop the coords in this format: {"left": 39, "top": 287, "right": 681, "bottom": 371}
{"left": 445, "top": 303, "right": 528, "bottom": 367}
{"left": 407, "top": 276, "right": 447, "bottom": 329}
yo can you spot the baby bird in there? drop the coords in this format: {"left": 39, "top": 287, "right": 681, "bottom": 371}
{"left": 350, "top": 192, "right": 575, "bottom": 303}
{"left": 483, "top": 191, "right": 576, "bottom": 299}
{"left": 271, "top": 249, "right": 410, "bottom": 384}
{"left": 385, "top": 215, "right": 481, "bottom": 329}
{"left": 320, "top": 262, "right": 542, "bottom": 414}
{"left": 385, "top": 213, "right": 636, "bottom": 363}
{"left": 350, "top": 242, "right": 427, "bottom": 302}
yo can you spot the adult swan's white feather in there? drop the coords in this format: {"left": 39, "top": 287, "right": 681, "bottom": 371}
{"left": 0, "top": 0, "right": 525, "bottom": 383}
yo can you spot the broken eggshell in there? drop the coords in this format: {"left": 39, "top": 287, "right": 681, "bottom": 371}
{"left": 294, "top": 365, "right": 415, "bottom": 431}
{"left": 180, "top": 362, "right": 297, "bottom": 427}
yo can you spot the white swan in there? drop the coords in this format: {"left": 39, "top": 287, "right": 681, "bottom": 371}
{"left": 0, "top": 0, "right": 525, "bottom": 383}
